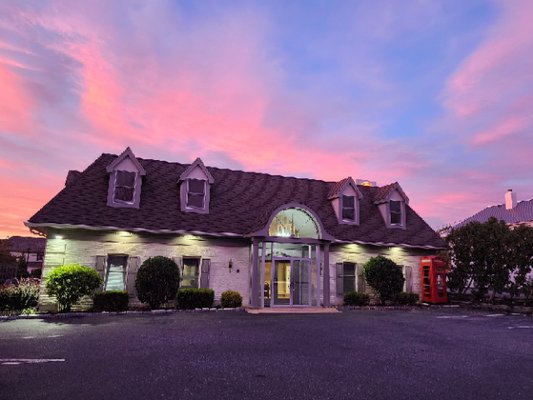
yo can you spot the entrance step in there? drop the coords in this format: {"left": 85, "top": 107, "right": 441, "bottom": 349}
{"left": 246, "top": 307, "right": 340, "bottom": 314}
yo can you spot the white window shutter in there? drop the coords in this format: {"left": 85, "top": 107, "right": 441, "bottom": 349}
{"left": 404, "top": 266, "right": 413, "bottom": 293}
{"left": 356, "top": 264, "right": 365, "bottom": 293}
{"left": 126, "top": 257, "right": 141, "bottom": 296}
{"left": 200, "top": 259, "right": 210, "bottom": 288}
{"left": 95, "top": 255, "right": 107, "bottom": 291}
{"left": 336, "top": 263, "right": 344, "bottom": 295}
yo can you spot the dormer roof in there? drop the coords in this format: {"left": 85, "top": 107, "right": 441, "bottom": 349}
{"left": 373, "top": 182, "right": 409, "bottom": 204}
{"left": 106, "top": 147, "right": 146, "bottom": 175}
{"left": 328, "top": 177, "right": 363, "bottom": 200}
{"left": 179, "top": 157, "right": 215, "bottom": 183}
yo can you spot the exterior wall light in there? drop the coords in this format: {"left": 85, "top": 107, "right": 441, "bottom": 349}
{"left": 228, "top": 259, "right": 233, "bottom": 272}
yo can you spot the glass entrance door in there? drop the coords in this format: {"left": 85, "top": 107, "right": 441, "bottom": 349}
{"left": 272, "top": 259, "right": 311, "bottom": 306}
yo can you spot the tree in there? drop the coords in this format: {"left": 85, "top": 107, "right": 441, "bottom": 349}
{"left": 135, "top": 256, "right": 180, "bottom": 309}
{"left": 46, "top": 264, "right": 102, "bottom": 312}
{"left": 363, "top": 256, "right": 404, "bottom": 304}
{"left": 0, "top": 241, "right": 17, "bottom": 281}
{"left": 16, "top": 257, "right": 29, "bottom": 279}
{"left": 506, "top": 225, "right": 533, "bottom": 302}
{"left": 447, "top": 218, "right": 511, "bottom": 301}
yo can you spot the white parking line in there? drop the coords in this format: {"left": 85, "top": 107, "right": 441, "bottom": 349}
{"left": 508, "top": 325, "right": 533, "bottom": 330}
{"left": 435, "top": 315, "right": 468, "bottom": 319}
{"left": 0, "top": 358, "right": 65, "bottom": 365}
{"left": 484, "top": 314, "right": 505, "bottom": 317}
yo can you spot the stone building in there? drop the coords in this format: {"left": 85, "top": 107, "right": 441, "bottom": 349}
{"left": 26, "top": 147, "right": 445, "bottom": 311}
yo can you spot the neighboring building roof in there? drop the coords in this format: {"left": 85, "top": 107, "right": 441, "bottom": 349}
{"left": 3, "top": 236, "right": 46, "bottom": 253}
{"left": 27, "top": 153, "right": 445, "bottom": 249}
{"left": 455, "top": 199, "right": 533, "bottom": 228}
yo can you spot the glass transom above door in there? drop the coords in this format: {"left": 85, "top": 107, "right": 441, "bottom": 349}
{"left": 268, "top": 208, "right": 320, "bottom": 239}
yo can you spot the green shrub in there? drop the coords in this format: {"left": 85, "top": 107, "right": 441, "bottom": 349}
{"left": 0, "top": 278, "right": 40, "bottom": 312}
{"left": 220, "top": 290, "right": 242, "bottom": 308}
{"left": 393, "top": 292, "right": 419, "bottom": 306}
{"left": 135, "top": 256, "right": 180, "bottom": 309}
{"left": 46, "top": 264, "right": 102, "bottom": 312}
{"left": 343, "top": 291, "right": 370, "bottom": 306}
{"left": 93, "top": 291, "right": 129, "bottom": 312}
{"left": 363, "top": 256, "right": 404, "bottom": 304}
{"left": 176, "top": 288, "right": 214, "bottom": 309}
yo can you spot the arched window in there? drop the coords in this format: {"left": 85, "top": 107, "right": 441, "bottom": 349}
{"left": 268, "top": 207, "right": 320, "bottom": 239}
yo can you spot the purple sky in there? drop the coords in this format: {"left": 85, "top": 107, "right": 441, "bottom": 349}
{"left": 1, "top": 0, "right": 532, "bottom": 237}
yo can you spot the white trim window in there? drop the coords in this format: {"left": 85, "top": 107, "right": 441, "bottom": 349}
{"left": 186, "top": 179, "right": 206, "bottom": 209}
{"left": 390, "top": 200, "right": 402, "bottom": 225}
{"left": 114, "top": 171, "right": 136, "bottom": 204}
{"left": 105, "top": 255, "right": 128, "bottom": 291}
{"left": 341, "top": 195, "right": 355, "bottom": 222}
{"left": 181, "top": 257, "right": 200, "bottom": 288}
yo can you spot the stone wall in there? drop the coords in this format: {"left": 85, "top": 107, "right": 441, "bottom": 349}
{"left": 39, "top": 229, "right": 251, "bottom": 312}
{"left": 329, "top": 243, "right": 437, "bottom": 305}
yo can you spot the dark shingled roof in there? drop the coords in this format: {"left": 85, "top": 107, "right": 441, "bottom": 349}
{"left": 27, "top": 153, "right": 445, "bottom": 249}
{"left": 456, "top": 199, "right": 533, "bottom": 228}
{"left": 3, "top": 236, "right": 46, "bottom": 253}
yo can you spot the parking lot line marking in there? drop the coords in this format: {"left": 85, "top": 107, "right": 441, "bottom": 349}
{"left": 47, "top": 335, "right": 63, "bottom": 338}
{"left": 0, "top": 358, "right": 65, "bottom": 365}
{"left": 508, "top": 326, "right": 533, "bottom": 330}
{"left": 484, "top": 314, "right": 505, "bottom": 317}
{"left": 435, "top": 315, "right": 468, "bottom": 319}
{"left": 21, "top": 336, "right": 36, "bottom": 339}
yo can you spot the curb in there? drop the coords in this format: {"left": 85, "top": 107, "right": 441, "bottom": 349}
{"left": 0, "top": 307, "right": 245, "bottom": 321}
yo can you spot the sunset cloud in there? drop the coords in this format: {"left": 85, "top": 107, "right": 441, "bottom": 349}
{"left": 0, "top": 1, "right": 532, "bottom": 237}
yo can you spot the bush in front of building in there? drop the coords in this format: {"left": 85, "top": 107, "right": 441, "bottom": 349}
{"left": 0, "top": 278, "right": 40, "bottom": 313}
{"left": 343, "top": 291, "right": 370, "bottom": 306}
{"left": 176, "top": 288, "right": 214, "bottom": 309}
{"left": 46, "top": 264, "right": 102, "bottom": 312}
{"left": 220, "top": 290, "right": 242, "bottom": 308}
{"left": 92, "top": 290, "right": 129, "bottom": 312}
{"left": 392, "top": 292, "right": 419, "bottom": 306}
{"left": 363, "top": 256, "right": 404, "bottom": 305}
{"left": 135, "top": 256, "right": 180, "bottom": 309}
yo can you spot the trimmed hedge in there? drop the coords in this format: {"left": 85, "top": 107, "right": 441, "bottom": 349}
{"left": 93, "top": 291, "right": 129, "bottom": 312}
{"left": 393, "top": 292, "right": 419, "bottom": 306}
{"left": 220, "top": 290, "right": 242, "bottom": 308}
{"left": 0, "top": 278, "right": 40, "bottom": 312}
{"left": 343, "top": 291, "right": 370, "bottom": 306}
{"left": 135, "top": 256, "right": 180, "bottom": 309}
{"left": 46, "top": 264, "right": 102, "bottom": 312}
{"left": 176, "top": 288, "right": 214, "bottom": 310}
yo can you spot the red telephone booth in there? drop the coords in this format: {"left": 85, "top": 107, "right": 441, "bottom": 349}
{"left": 420, "top": 256, "right": 448, "bottom": 303}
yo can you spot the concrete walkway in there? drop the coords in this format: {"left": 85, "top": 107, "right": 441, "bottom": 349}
{"left": 246, "top": 307, "right": 340, "bottom": 314}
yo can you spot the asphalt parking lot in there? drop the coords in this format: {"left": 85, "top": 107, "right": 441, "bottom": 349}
{"left": 1, "top": 308, "right": 532, "bottom": 400}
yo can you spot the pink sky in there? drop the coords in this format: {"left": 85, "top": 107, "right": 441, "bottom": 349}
{"left": 1, "top": 0, "right": 533, "bottom": 238}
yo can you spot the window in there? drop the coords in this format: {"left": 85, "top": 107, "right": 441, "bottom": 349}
{"left": 36, "top": 253, "right": 43, "bottom": 261}
{"left": 114, "top": 171, "right": 136, "bottom": 203}
{"left": 390, "top": 200, "right": 402, "bottom": 225}
{"left": 336, "top": 262, "right": 358, "bottom": 295}
{"left": 186, "top": 179, "right": 205, "bottom": 209}
{"left": 105, "top": 255, "right": 128, "bottom": 291}
{"left": 342, "top": 195, "right": 355, "bottom": 221}
{"left": 182, "top": 257, "right": 200, "bottom": 288}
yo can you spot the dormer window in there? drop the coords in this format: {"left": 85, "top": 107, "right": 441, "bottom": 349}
{"left": 187, "top": 179, "right": 206, "bottom": 209}
{"left": 106, "top": 147, "right": 146, "bottom": 209}
{"left": 390, "top": 200, "right": 402, "bottom": 225}
{"left": 179, "top": 157, "right": 215, "bottom": 214}
{"left": 328, "top": 177, "right": 363, "bottom": 225}
{"left": 114, "top": 171, "right": 136, "bottom": 203}
{"left": 341, "top": 195, "right": 355, "bottom": 221}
